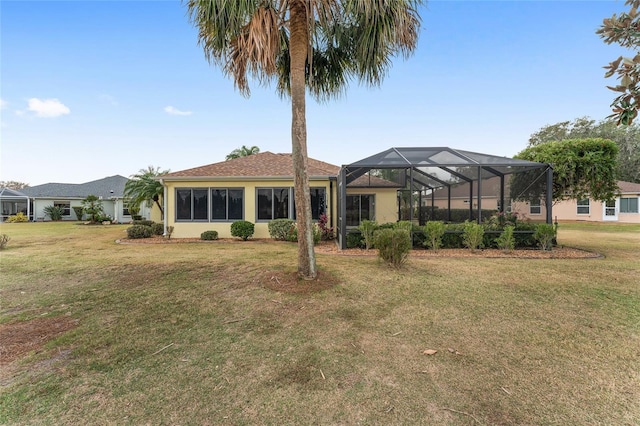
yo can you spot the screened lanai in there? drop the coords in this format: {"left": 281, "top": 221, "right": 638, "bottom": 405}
{"left": 336, "top": 147, "right": 553, "bottom": 249}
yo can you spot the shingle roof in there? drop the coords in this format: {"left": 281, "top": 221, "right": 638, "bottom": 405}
{"left": 163, "top": 152, "right": 399, "bottom": 188}
{"left": 0, "top": 188, "right": 29, "bottom": 199}
{"left": 20, "top": 175, "right": 129, "bottom": 199}
{"left": 618, "top": 180, "right": 640, "bottom": 194}
{"left": 163, "top": 152, "right": 340, "bottom": 179}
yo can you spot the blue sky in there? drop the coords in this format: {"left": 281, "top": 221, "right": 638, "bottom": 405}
{"left": 0, "top": 1, "right": 628, "bottom": 186}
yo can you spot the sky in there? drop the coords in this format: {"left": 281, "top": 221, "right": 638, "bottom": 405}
{"left": 0, "top": 0, "right": 630, "bottom": 186}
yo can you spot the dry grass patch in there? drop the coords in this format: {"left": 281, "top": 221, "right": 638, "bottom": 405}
{"left": 0, "top": 222, "right": 638, "bottom": 424}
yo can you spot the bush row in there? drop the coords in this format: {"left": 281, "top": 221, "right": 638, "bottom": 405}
{"left": 346, "top": 220, "right": 556, "bottom": 251}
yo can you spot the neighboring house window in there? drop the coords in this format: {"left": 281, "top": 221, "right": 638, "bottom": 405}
{"left": 176, "top": 188, "right": 208, "bottom": 221}
{"left": 620, "top": 197, "right": 639, "bottom": 213}
{"left": 123, "top": 200, "right": 131, "bottom": 216}
{"left": 211, "top": 188, "right": 244, "bottom": 221}
{"left": 346, "top": 194, "right": 375, "bottom": 226}
{"left": 257, "top": 187, "right": 291, "bottom": 221}
{"left": 54, "top": 201, "right": 71, "bottom": 216}
{"left": 577, "top": 198, "right": 590, "bottom": 215}
{"left": 529, "top": 198, "right": 541, "bottom": 215}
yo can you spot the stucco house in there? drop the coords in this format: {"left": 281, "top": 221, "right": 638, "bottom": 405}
{"left": 542, "top": 181, "right": 640, "bottom": 224}
{"left": 160, "top": 148, "right": 553, "bottom": 248}
{"left": 159, "top": 152, "right": 400, "bottom": 239}
{"left": 7, "top": 175, "right": 151, "bottom": 222}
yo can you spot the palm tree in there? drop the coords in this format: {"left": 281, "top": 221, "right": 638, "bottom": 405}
{"left": 226, "top": 145, "right": 261, "bottom": 160}
{"left": 124, "top": 166, "right": 170, "bottom": 218}
{"left": 186, "top": 0, "right": 424, "bottom": 279}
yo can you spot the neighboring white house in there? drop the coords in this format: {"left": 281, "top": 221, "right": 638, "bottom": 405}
{"left": 2, "top": 175, "right": 151, "bottom": 223}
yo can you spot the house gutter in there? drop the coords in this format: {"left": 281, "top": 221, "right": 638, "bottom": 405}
{"left": 159, "top": 175, "right": 334, "bottom": 182}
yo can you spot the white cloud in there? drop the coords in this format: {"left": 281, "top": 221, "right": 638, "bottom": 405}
{"left": 0, "top": 99, "right": 7, "bottom": 109}
{"left": 164, "top": 106, "right": 192, "bottom": 116}
{"left": 27, "top": 98, "right": 70, "bottom": 117}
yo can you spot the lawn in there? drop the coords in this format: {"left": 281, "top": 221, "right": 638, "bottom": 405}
{"left": 1, "top": 221, "right": 639, "bottom": 425}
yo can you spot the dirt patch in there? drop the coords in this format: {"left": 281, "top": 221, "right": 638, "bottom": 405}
{"left": 0, "top": 316, "right": 78, "bottom": 366}
{"left": 261, "top": 270, "right": 340, "bottom": 294}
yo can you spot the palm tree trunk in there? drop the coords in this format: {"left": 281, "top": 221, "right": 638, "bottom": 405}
{"left": 290, "top": 0, "right": 317, "bottom": 279}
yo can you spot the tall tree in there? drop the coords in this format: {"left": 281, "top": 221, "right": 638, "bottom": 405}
{"left": 528, "top": 117, "right": 640, "bottom": 183}
{"left": 511, "top": 139, "right": 619, "bottom": 204}
{"left": 124, "top": 166, "right": 170, "bottom": 217}
{"left": 0, "top": 181, "right": 29, "bottom": 190}
{"left": 186, "top": 0, "right": 423, "bottom": 279}
{"left": 598, "top": 0, "right": 640, "bottom": 125}
{"left": 226, "top": 145, "right": 261, "bottom": 160}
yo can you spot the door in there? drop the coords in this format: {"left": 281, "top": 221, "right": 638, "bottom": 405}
{"left": 603, "top": 199, "right": 618, "bottom": 221}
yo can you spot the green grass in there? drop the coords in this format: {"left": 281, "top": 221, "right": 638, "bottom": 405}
{"left": 0, "top": 221, "right": 639, "bottom": 425}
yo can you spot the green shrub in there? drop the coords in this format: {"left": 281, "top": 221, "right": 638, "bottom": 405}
{"left": 231, "top": 220, "right": 254, "bottom": 241}
{"left": 6, "top": 212, "right": 28, "bottom": 223}
{"left": 496, "top": 225, "right": 516, "bottom": 252}
{"left": 268, "top": 219, "right": 295, "bottom": 241}
{"left": 441, "top": 223, "right": 465, "bottom": 248}
{"left": 133, "top": 219, "right": 154, "bottom": 227}
{"left": 534, "top": 223, "right": 556, "bottom": 251}
{"left": 462, "top": 221, "right": 484, "bottom": 251}
{"left": 96, "top": 214, "right": 113, "bottom": 223}
{"left": 0, "top": 234, "right": 10, "bottom": 250}
{"left": 514, "top": 222, "right": 538, "bottom": 248}
{"left": 81, "top": 194, "right": 104, "bottom": 223}
{"left": 285, "top": 223, "right": 321, "bottom": 245}
{"left": 374, "top": 228, "right": 412, "bottom": 268}
{"left": 43, "top": 205, "right": 65, "bottom": 221}
{"left": 423, "top": 221, "right": 446, "bottom": 251}
{"left": 126, "top": 225, "right": 152, "bottom": 239}
{"left": 72, "top": 206, "right": 84, "bottom": 221}
{"left": 346, "top": 231, "right": 364, "bottom": 249}
{"left": 358, "top": 220, "right": 378, "bottom": 250}
{"left": 151, "top": 222, "right": 164, "bottom": 235}
{"left": 394, "top": 220, "right": 413, "bottom": 233}
{"left": 200, "top": 230, "right": 219, "bottom": 240}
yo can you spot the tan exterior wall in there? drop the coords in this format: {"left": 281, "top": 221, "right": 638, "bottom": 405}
{"left": 346, "top": 187, "right": 398, "bottom": 224}
{"left": 550, "top": 196, "right": 640, "bottom": 223}
{"left": 163, "top": 179, "right": 334, "bottom": 239}
{"left": 511, "top": 201, "right": 549, "bottom": 222}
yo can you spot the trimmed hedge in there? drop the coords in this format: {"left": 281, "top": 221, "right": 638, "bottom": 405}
{"left": 201, "top": 230, "right": 219, "bottom": 241}
{"left": 268, "top": 219, "right": 295, "bottom": 241}
{"left": 231, "top": 220, "right": 254, "bottom": 241}
{"left": 127, "top": 225, "right": 152, "bottom": 239}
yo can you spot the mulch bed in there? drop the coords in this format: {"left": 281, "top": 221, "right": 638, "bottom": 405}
{"left": 118, "top": 237, "right": 601, "bottom": 259}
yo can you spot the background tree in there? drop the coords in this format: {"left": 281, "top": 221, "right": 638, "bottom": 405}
{"left": 186, "top": 0, "right": 423, "bottom": 279}
{"left": 511, "top": 139, "right": 619, "bottom": 204}
{"left": 598, "top": 0, "right": 640, "bottom": 125}
{"left": 81, "top": 195, "right": 104, "bottom": 223}
{"left": 226, "top": 145, "right": 260, "bottom": 160}
{"left": 528, "top": 117, "right": 640, "bottom": 183}
{"left": 124, "top": 166, "right": 170, "bottom": 217}
{"left": 0, "top": 181, "right": 29, "bottom": 190}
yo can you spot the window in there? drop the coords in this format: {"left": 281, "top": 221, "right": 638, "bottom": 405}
{"left": 529, "top": 198, "right": 541, "bottom": 215}
{"left": 123, "top": 200, "right": 131, "bottom": 216}
{"left": 620, "top": 197, "right": 639, "bottom": 213}
{"left": 211, "top": 188, "right": 244, "bottom": 221}
{"left": 54, "top": 201, "right": 71, "bottom": 216}
{"left": 176, "top": 188, "right": 208, "bottom": 221}
{"left": 291, "top": 187, "right": 327, "bottom": 220}
{"left": 257, "top": 187, "right": 290, "bottom": 221}
{"left": 577, "top": 198, "right": 590, "bottom": 215}
{"left": 346, "top": 194, "right": 375, "bottom": 226}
